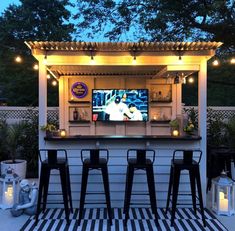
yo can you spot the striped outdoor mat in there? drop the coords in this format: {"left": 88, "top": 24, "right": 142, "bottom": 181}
{"left": 20, "top": 208, "right": 228, "bottom": 231}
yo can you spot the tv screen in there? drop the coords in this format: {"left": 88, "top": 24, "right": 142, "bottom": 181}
{"left": 92, "top": 89, "right": 148, "bottom": 121}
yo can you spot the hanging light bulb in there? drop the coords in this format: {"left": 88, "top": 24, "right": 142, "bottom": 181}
{"left": 132, "top": 55, "right": 137, "bottom": 65}
{"left": 90, "top": 55, "right": 95, "bottom": 65}
{"left": 15, "top": 56, "right": 22, "bottom": 63}
{"left": 212, "top": 56, "right": 219, "bottom": 66}
{"left": 43, "top": 54, "right": 47, "bottom": 65}
{"left": 178, "top": 55, "right": 183, "bottom": 64}
{"left": 33, "top": 64, "right": 39, "bottom": 70}
{"left": 52, "top": 80, "right": 57, "bottom": 86}
{"left": 230, "top": 58, "right": 235, "bottom": 64}
{"left": 188, "top": 77, "right": 194, "bottom": 84}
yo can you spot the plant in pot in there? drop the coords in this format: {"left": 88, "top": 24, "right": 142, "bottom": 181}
{"left": 0, "top": 121, "right": 28, "bottom": 179}
{"left": 40, "top": 123, "right": 58, "bottom": 137}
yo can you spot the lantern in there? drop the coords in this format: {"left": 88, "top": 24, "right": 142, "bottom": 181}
{"left": 212, "top": 171, "right": 235, "bottom": 216}
{"left": 0, "top": 167, "right": 20, "bottom": 209}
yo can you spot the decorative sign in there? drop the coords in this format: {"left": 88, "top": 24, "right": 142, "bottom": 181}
{"left": 71, "top": 82, "right": 88, "bottom": 98}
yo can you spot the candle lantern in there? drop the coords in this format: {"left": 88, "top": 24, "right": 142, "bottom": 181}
{"left": 212, "top": 171, "right": 235, "bottom": 216}
{"left": 60, "top": 129, "right": 67, "bottom": 137}
{"left": 0, "top": 167, "right": 20, "bottom": 209}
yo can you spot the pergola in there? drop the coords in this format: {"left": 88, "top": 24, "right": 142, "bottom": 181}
{"left": 26, "top": 41, "right": 222, "bottom": 202}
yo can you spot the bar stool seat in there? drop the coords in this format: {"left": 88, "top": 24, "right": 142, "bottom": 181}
{"left": 78, "top": 149, "right": 112, "bottom": 226}
{"left": 166, "top": 149, "right": 206, "bottom": 227}
{"left": 83, "top": 157, "right": 107, "bottom": 165}
{"left": 35, "top": 149, "right": 73, "bottom": 225}
{"left": 123, "top": 149, "right": 159, "bottom": 227}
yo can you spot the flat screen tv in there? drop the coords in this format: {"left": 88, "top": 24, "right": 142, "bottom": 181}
{"left": 92, "top": 89, "right": 148, "bottom": 121}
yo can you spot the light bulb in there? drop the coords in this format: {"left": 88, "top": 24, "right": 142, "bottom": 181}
{"left": 15, "top": 56, "right": 22, "bottom": 63}
{"left": 43, "top": 55, "right": 47, "bottom": 65}
{"left": 52, "top": 80, "right": 57, "bottom": 86}
{"left": 230, "top": 58, "right": 235, "bottom": 64}
{"left": 178, "top": 56, "right": 183, "bottom": 64}
{"left": 90, "top": 56, "right": 95, "bottom": 65}
{"left": 188, "top": 77, "right": 194, "bottom": 84}
{"left": 47, "top": 74, "right": 51, "bottom": 79}
{"left": 132, "top": 56, "right": 137, "bottom": 65}
{"left": 212, "top": 59, "right": 219, "bottom": 66}
{"left": 33, "top": 64, "right": 39, "bottom": 70}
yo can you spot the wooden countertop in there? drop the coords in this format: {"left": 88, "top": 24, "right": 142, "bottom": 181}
{"left": 45, "top": 135, "right": 201, "bottom": 141}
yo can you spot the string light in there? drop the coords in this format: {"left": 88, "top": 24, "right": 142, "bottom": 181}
{"left": 132, "top": 55, "right": 137, "bottom": 65}
{"left": 33, "top": 64, "right": 39, "bottom": 70}
{"left": 188, "top": 77, "right": 194, "bottom": 84}
{"left": 178, "top": 55, "right": 183, "bottom": 64}
{"left": 43, "top": 54, "right": 47, "bottom": 65}
{"left": 15, "top": 56, "right": 22, "bottom": 63}
{"left": 230, "top": 58, "right": 235, "bottom": 64}
{"left": 212, "top": 59, "right": 219, "bottom": 66}
{"left": 52, "top": 80, "right": 57, "bottom": 86}
{"left": 47, "top": 74, "right": 51, "bottom": 79}
{"left": 90, "top": 55, "right": 95, "bottom": 65}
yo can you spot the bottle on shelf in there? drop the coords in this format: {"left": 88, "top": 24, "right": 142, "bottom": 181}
{"left": 73, "top": 107, "right": 79, "bottom": 120}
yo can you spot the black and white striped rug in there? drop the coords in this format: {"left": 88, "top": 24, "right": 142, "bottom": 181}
{"left": 20, "top": 208, "right": 228, "bottom": 231}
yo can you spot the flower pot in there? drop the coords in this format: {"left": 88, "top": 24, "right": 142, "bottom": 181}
{"left": 0, "top": 159, "right": 27, "bottom": 179}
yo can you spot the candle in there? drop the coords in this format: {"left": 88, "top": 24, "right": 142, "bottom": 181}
{"left": 172, "top": 130, "right": 179, "bottom": 136}
{"left": 4, "top": 185, "right": 13, "bottom": 206}
{"left": 220, "top": 198, "right": 228, "bottom": 211}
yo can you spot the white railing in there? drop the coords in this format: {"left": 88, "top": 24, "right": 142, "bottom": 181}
{"left": 0, "top": 106, "right": 235, "bottom": 124}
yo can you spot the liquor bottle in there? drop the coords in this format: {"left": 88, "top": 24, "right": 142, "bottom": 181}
{"left": 73, "top": 108, "right": 79, "bottom": 120}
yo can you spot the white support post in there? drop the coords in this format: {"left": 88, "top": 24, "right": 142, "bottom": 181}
{"left": 198, "top": 58, "right": 207, "bottom": 205}
{"left": 38, "top": 61, "right": 47, "bottom": 149}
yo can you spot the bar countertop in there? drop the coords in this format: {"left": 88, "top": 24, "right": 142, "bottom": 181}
{"left": 45, "top": 135, "right": 201, "bottom": 141}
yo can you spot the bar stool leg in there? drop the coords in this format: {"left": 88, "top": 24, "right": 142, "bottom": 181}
{"left": 78, "top": 166, "right": 89, "bottom": 225}
{"left": 189, "top": 169, "right": 197, "bottom": 214}
{"left": 171, "top": 168, "right": 181, "bottom": 227}
{"left": 35, "top": 165, "right": 47, "bottom": 224}
{"left": 66, "top": 165, "right": 73, "bottom": 213}
{"left": 123, "top": 165, "right": 130, "bottom": 214}
{"left": 195, "top": 166, "right": 206, "bottom": 227}
{"left": 59, "top": 166, "right": 70, "bottom": 224}
{"left": 124, "top": 165, "right": 134, "bottom": 226}
{"left": 146, "top": 165, "right": 159, "bottom": 226}
{"left": 42, "top": 168, "right": 50, "bottom": 212}
{"left": 166, "top": 165, "right": 173, "bottom": 213}
{"left": 101, "top": 165, "right": 113, "bottom": 225}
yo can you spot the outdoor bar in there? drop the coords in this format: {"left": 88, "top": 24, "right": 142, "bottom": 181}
{"left": 26, "top": 41, "right": 222, "bottom": 209}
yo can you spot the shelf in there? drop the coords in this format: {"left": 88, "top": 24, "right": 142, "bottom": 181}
{"left": 150, "top": 120, "right": 170, "bottom": 123}
{"left": 69, "top": 120, "right": 90, "bottom": 123}
{"left": 68, "top": 100, "right": 90, "bottom": 104}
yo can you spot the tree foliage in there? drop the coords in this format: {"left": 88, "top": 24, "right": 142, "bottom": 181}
{"left": 74, "top": 0, "right": 235, "bottom": 49}
{"left": 0, "top": 0, "right": 74, "bottom": 106}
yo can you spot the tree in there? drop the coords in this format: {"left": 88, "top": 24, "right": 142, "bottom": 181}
{"left": 0, "top": 0, "right": 74, "bottom": 106}
{"left": 74, "top": 0, "right": 235, "bottom": 49}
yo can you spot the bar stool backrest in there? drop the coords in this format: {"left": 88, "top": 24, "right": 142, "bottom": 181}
{"left": 81, "top": 149, "right": 109, "bottom": 164}
{"left": 39, "top": 149, "right": 68, "bottom": 164}
{"left": 127, "top": 149, "right": 155, "bottom": 164}
{"left": 173, "top": 149, "right": 202, "bottom": 164}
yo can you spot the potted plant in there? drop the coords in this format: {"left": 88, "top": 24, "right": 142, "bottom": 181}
{"left": 0, "top": 121, "right": 27, "bottom": 179}
{"left": 183, "top": 118, "right": 195, "bottom": 136}
{"left": 40, "top": 123, "right": 58, "bottom": 137}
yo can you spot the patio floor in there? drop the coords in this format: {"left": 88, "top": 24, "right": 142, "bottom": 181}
{"left": 0, "top": 189, "right": 234, "bottom": 231}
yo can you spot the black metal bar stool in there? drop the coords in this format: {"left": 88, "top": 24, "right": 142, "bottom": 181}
{"left": 35, "top": 149, "right": 73, "bottom": 224}
{"left": 123, "top": 149, "right": 159, "bottom": 226}
{"left": 165, "top": 149, "right": 206, "bottom": 227}
{"left": 78, "top": 149, "right": 112, "bottom": 225}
